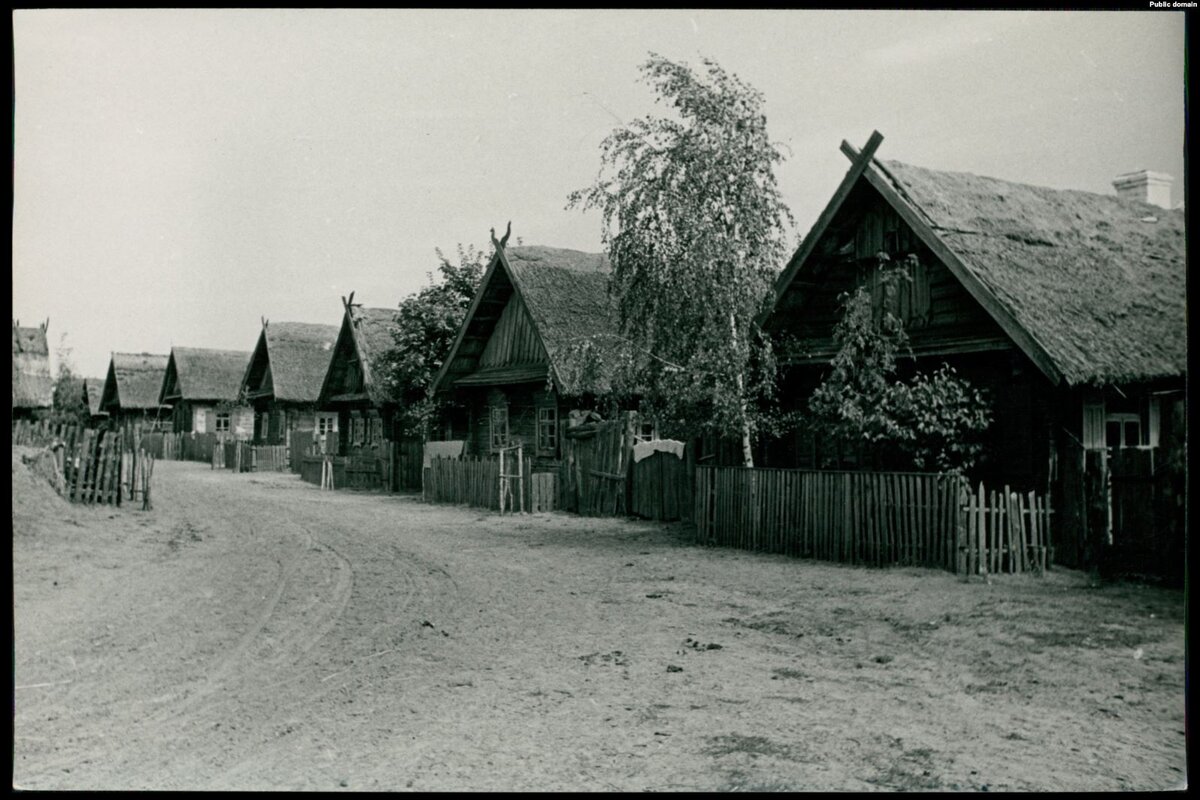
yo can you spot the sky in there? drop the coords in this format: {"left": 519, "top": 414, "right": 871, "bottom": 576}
{"left": 12, "top": 9, "right": 1188, "bottom": 380}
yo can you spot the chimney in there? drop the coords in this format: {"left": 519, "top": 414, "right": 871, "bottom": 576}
{"left": 1112, "top": 170, "right": 1173, "bottom": 209}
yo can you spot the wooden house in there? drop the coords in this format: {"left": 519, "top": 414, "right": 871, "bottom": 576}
{"left": 317, "top": 297, "right": 402, "bottom": 458}
{"left": 12, "top": 319, "right": 53, "bottom": 420}
{"left": 82, "top": 377, "right": 108, "bottom": 426}
{"left": 430, "top": 245, "right": 625, "bottom": 472}
{"left": 761, "top": 132, "right": 1186, "bottom": 574}
{"left": 98, "top": 352, "right": 171, "bottom": 429}
{"left": 158, "top": 346, "right": 254, "bottom": 438}
{"left": 239, "top": 320, "right": 339, "bottom": 448}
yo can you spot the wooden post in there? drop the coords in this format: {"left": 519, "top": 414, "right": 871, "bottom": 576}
{"left": 977, "top": 482, "right": 989, "bottom": 583}
{"left": 143, "top": 451, "right": 154, "bottom": 511}
{"left": 517, "top": 444, "right": 525, "bottom": 514}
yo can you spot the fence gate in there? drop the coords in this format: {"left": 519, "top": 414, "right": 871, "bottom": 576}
{"left": 631, "top": 446, "right": 691, "bottom": 521}
{"left": 560, "top": 415, "right": 635, "bottom": 516}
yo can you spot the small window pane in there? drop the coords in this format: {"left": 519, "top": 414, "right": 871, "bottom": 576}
{"left": 1125, "top": 421, "right": 1140, "bottom": 447}
{"left": 1106, "top": 421, "right": 1121, "bottom": 448}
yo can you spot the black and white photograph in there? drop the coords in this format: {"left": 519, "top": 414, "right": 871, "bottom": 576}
{"left": 11, "top": 8, "right": 1187, "bottom": 792}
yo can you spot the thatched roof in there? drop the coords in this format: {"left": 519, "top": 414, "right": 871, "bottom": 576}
{"left": 433, "top": 245, "right": 620, "bottom": 397}
{"left": 246, "top": 322, "right": 339, "bottom": 403}
{"left": 506, "top": 246, "right": 621, "bottom": 393}
{"left": 770, "top": 133, "right": 1187, "bottom": 387}
{"left": 161, "top": 347, "right": 251, "bottom": 404}
{"left": 101, "top": 352, "right": 170, "bottom": 412}
{"left": 876, "top": 159, "right": 1186, "bottom": 386}
{"left": 83, "top": 377, "right": 107, "bottom": 417}
{"left": 12, "top": 321, "right": 53, "bottom": 410}
{"left": 348, "top": 305, "right": 401, "bottom": 406}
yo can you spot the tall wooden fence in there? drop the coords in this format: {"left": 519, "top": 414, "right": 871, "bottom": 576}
{"left": 695, "top": 466, "right": 1052, "bottom": 576}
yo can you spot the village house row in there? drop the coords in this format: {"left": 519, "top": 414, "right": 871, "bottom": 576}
{"left": 13, "top": 134, "right": 1186, "bottom": 570}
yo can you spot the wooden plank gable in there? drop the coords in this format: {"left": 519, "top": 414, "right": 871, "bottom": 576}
{"left": 159, "top": 354, "right": 183, "bottom": 402}
{"left": 321, "top": 314, "right": 368, "bottom": 402}
{"left": 478, "top": 293, "right": 549, "bottom": 368}
{"left": 241, "top": 329, "right": 272, "bottom": 398}
{"left": 770, "top": 180, "right": 1012, "bottom": 363}
{"left": 764, "top": 132, "right": 1063, "bottom": 383}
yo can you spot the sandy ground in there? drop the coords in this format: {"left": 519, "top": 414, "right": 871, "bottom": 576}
{"left": 11, "top": 447, "right": 1188, "bottom": 791}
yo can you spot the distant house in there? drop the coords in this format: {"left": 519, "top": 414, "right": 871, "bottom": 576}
{"left": 158, "top": 347, "right": 254, "bottom": 438}
{"left": 317, "top": 297, "right": 402, "bottom": 459}
{"left": 99, "top": 352, "right": 171, "bottom": 429}
{"left": 761, "top": 132, "right": 1186, "bottom": 572}
{"left": 82, "top": 377, "right": 108, "bottom": 426}
{"left": 240, "top": 320, "right": 339, "bottom": 448}
{"left": 12, "top": 319, "right": 53, "bottom": 420}
{"left": 429, "top": 245, "right": 626, "bottom": 471}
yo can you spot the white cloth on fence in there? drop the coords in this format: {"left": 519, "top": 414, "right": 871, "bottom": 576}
{"left": 632, "top": 438, "right": 685, "bottom": 463}
{"left": 424, "top": 440, "right": 466, "bottom": 468}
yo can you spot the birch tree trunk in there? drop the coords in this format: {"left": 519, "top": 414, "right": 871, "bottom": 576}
{"left": 730, "top": 311, "right": 754, "bottom": 468}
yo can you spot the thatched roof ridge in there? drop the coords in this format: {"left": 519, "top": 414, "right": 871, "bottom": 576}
{"left": 164, "top": 347, "right": 251, "bottom": 403}
{"left": 105, "top": 352, "right": 170, "bottom": 411}
{"left": 12, "top": 321, "right": 53, "bottom": 409}
{"left": 876, "top": 158, "right": 1186, "bottom": 385}
{"left": 262, "top": 322, "right": 339, "bottom": 402}
{"left": 503, "top": 245, "right": 620, "bottom": 395}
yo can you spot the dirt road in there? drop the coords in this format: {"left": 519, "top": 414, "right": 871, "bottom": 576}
{"left": 12, "top": 451, "right": 1188, "bottom": 791}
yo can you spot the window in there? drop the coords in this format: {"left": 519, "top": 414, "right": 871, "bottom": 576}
{"left": 634, "top": 421, "right": 657, "bottom": 443}
{"left": 537, "top": 406, "right": 558, "bottom": 455}
{"left": 350, "top": 412, "right": 364, "bottom": 446}
{"left": 1105, "top": 413, "right": 1142, "bottom": 449}
{"left": 490, "top": 405, "right": 509, "bottom": 451}
{"left": 316, "top": 413, "right": 337, "bottom": 436}
{"left": 215, "top": 412, "right": 231, "bottom": 433}
{"left": 1084, "top": 391, "right": 1159, "bottom": 451}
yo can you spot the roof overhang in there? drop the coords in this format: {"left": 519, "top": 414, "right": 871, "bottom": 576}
{"left": 454, "top": 364, "right": 549, "bottom": 387}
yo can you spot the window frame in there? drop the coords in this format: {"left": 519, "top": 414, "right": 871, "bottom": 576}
{"left": 536, "top": 405, "right": 558, "bottom": 456}
{"left": 1105, "top": 412, "right": 1143, "bottom": 449}
{"left": 316, "top": 413, "right": 337, "bottom": 436}
{"left": 214, "top": 411, "right": 231, "bottom": 434}
{"left": 489, "top": 404, "right": 510, "bottom": 452}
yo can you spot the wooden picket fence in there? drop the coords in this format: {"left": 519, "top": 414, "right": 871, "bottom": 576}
{"left": 695, "top": 466, "right": 1052, "bottom": 577}
{"left": 13, "top": 418, "right": 79, "bottom": 447}
{"left": 423, "top": 451, "right": 558, "bottom": 513}
{"left": 139, "top": 431, "right": 229, "bottom": 463}
{"left": 425, "top": 455, "right": 504, "bottom": 509}
{"left": 959, "top": 482, "right": 1053, "bottom": 578}
{"left": 25, "top": 427, "right": 157, "bottom": 510}
{"left": 220, "top": 441, "right": 286, "bottom": 473}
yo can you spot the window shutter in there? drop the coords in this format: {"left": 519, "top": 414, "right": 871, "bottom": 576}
{"left": 1147, "top": 397, "right": 1161, "bottom": 448}
{"left": 1081, "top": 395, "right": 1105, "bottom": 449}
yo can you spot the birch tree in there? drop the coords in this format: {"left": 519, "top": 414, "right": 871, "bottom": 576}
{"left": 568, "top": 54, "right": 792, "bottom": 465}
{"left": 375, "top": 244, "right": 488, "bottom": 438}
